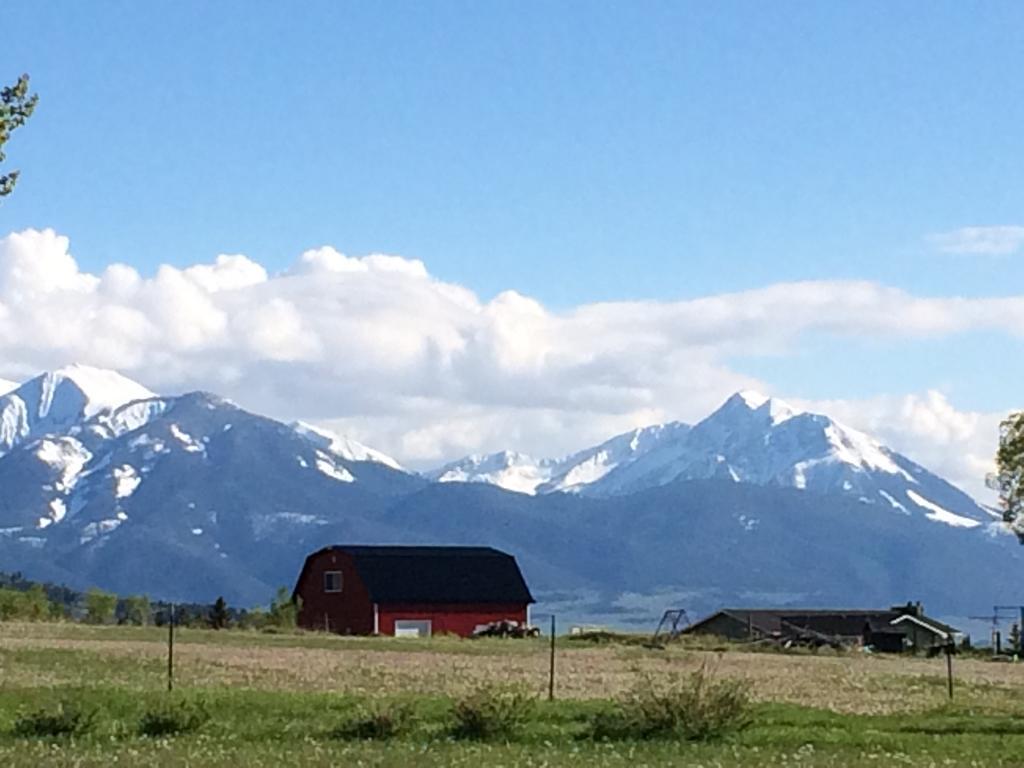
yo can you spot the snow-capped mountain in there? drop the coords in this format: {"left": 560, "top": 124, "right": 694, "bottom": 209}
{"left": 427, "top": 422, "right": 691, "bottom": 495}
{"left": 429, "top": 391, "right": 993, "bottom": 531}
{"left": 2, "top": 391, "right": 413, "bottom": 530}
{"left": 0, "top": 378, "right": 17, "bottom": 396}
{"left": 427, "top": 451, "right": 560, "bottom": 495}
{"left": 0, "top": 367, "right": 421, "bottom": 602}
{"left": 0, "top": 365, "right": 155, "bottom": 455}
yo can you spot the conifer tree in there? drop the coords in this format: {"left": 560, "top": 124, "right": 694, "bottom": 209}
{"left": 1, "top": 74, "right": 39, "bottom": 198}
{"left": 210, "top": 596, "right": 230, "bottom": 630}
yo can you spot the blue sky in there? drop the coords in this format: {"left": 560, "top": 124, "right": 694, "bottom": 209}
{"left": 4, "top": 2, "right": 1022, "bottom": 298}
{"left": 1, "top": 2, "right": 1021, "bottom": 492}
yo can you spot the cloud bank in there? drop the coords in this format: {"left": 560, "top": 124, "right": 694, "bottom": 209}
{"left": 0, "top": 228, "right": 1017, "bottom": 498}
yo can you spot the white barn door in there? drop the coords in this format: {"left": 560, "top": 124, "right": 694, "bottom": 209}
{"left": 394, "top": 619, "right": 432, "bottom": 638}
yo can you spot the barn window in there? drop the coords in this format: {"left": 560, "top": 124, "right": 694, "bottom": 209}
{"left": 323, "top": 571, "right": 343, "bottom": 593}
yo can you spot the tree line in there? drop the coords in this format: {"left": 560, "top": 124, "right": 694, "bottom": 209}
{"left": 0, "top": 573, "right": 298, "bottom": 630}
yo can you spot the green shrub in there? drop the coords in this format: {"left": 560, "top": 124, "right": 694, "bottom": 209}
{"left": 0, "top": 584, "right": 58, "bottom": 622}
{"left": 450, "top": 684, "right": 535, "bottom": 740}
{"left": 13, "top": 701, "right": 97, "bottom": 738}
{"left": 138, "top": 698, "right": 210, "bottom": 737}
{"left": 590, "top": 665, "right": 751, "bottom": 741}
{"left": 332, "top": 701, "right": 414, "bottom": 740}
{"left": 84, "top": 588, "right": 117, "bottom": 625}
{"left": 267, "top": 587, "right": 299, "bottom": 629}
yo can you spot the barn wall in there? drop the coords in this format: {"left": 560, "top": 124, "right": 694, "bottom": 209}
{"left": 378, "top": 603, "right": 528, "bottom": 638}
{"left": 296, "top": 551, "right": 375, "bottom": 634}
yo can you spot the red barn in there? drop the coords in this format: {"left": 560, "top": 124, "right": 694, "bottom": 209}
{"left": 293, "top": 545, "right": 535, "bottom": 637}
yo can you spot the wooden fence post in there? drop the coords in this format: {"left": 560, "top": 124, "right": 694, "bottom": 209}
{"left": 945, "top": 640, "right": 954, "bottom": 700}
{"left": 548, "top": 614, "right": 556, "bottom": 701}
{"left": 167, "top": 603, "right": 175, "bottom": 692}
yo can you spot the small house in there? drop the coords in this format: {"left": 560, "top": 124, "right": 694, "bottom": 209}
{"left": 684, "top": 602, "right": 960, "bottom": 652}
{"left": 292, "top": 545, "right": 534, "bottom": 637}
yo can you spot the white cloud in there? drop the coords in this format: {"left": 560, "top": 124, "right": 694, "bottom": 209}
{"left": 183, "top": 254, "right": 268, "bottom": 293}
{"left": 0, "top": 228, "right": 1019, "bottom": 500}
{"left": 290, "top": 246, "right": 429, "bottom": 278}
{"left": 928, "top": 226, "right": 1024, "bottom": 256}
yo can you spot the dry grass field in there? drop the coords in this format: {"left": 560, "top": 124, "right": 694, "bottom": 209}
{"left": 4, "top": 621, "right": 1024, "bottom": 766}
{"left": 1, "top": 620, "right": 1021, "bottom": 712}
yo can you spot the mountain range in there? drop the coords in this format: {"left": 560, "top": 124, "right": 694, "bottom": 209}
{"left": 429, "top": 390, "right": 991, "bottom": 531}
{"left": 0, "top": 365, "right": 1018, "bottom": 630}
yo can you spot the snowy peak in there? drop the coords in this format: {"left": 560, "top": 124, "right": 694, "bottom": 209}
{"left": 0, "top": 378, "right": 16, "bottom": 396}
{"left": 291, "top": 421, "right": 403, "bottom": 470}
{"left": 602, "top": 392, "right": 992, "bottom": 529}
{"left": 426, "top": 422, "right": 692, "bottom": 496}
{"left": 41, "top": 365, "right": 155, "bottom": 419}
{"left": 716, "top": 390, "right": 803, "bottom": 427}
{"left": 692, "top": 391, "right": 907, "bottom": 480}
{"left": 0, "top": 365, "right": 155, "bottom": 455}
{"left": 427, "top": 451, "right": 554, "bottom": 495}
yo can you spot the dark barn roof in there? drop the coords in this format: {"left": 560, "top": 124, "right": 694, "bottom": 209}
{"left": 686, "top": 606, "right": 959, "bottom": 640}
{"left": 714, "top": 609, "right": 902, "bottom": 637}
{"left": 298, "top": 545, "right": 534, "bottom": 605}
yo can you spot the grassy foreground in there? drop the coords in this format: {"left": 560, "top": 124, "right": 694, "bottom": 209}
{"left": 3, "top": 622, "right": 1024, "bottom": 766}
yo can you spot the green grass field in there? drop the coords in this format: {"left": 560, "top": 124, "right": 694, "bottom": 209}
{"left": 3, "top": 622, "right": 1024, "bottom": 766}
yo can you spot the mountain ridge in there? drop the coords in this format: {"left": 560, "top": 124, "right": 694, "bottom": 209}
{"left": 428, "top": 390, "right": 991, "bottom": 534}
{"left": 0, "top": 365, "right": 1014, "bottom": 626}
